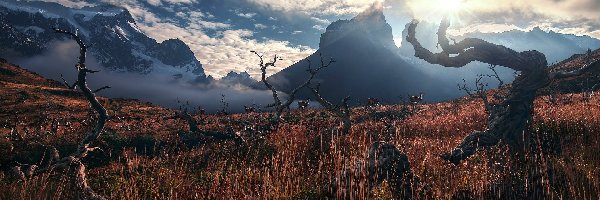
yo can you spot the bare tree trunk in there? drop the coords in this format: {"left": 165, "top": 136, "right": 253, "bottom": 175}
{"left": 253, "top": 51, "right": 335, "bottom": 125}
{"left": 50, "top": 27, "right": 108, "bottom": 199}
{"left": 308, "top": 84, "right": 352, "bottom": 134}
{"left": 406, "top": 18, "right": 599, "bottom": 164}
{"left": 178, "top": 110, "right": 245, "bottom": 144}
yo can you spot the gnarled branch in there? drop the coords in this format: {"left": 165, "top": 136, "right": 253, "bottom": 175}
{"left": 34, "top": 27, "right": 108, "bottom": 199}
{"left": 253, "top": 51, "right": 335, "bottom": 123}
{"left": 307, "top": 83, "right": 351, "bottom": 134}
{"left": 406, "top": 18, "right": 548, "bottom": 164}
{"left": 53, "top": 27, "right": 108, "bottom": 159}
{"left": 406, "top": 18, "right": 546, "bottom": 71}
{"left": 178, "top": 108, "right": 244, "bottom": 144}
{"left": 60, "top": 74, "right": 78, "bottom": 89}
{"left": 92, "top": 86, "right": 111, "bottom": 93}
{"left": 549, "top": 59, "right": 600, "bottom": 79}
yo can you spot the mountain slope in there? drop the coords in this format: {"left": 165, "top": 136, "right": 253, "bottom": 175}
{"left": 0, "top": 55, "right": 598, "bottom": 199}
{"left": 399, "top": 23, "right": 600, "bottom": 64}
{"left": 462, "top": 28, "right": 600, "bottom": 64}
{"left": 0, "top": 0, "right": 208, "bottom": 82}
{"left": 268, "top": 3, "right": 457, "bottom": 104}
{"left": 270, "top": 3, "right": 600, "bottom": 104}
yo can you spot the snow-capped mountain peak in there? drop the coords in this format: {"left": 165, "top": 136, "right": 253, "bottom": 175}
{"left": 0, "top": 0, "right": 208, "bottom": 82}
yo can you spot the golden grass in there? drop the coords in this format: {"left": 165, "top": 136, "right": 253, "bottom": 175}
{"left": 1, "top": 61, "right": 598, "bottom": 199}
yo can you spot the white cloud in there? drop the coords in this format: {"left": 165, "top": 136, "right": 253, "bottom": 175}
{"left": 144, "top": 0, "right": 199, "bottom": 6}
{"left": 40, "top": 0, "right": 96, "bottom": 8}
{"left": 99, "top": 0, "right": 314, "bottom": 79}
{"left": 247, "top": 0, "right": 384, "bottom": 15}
{"left": 311, "top": 17, "right": 331, "bottom": 24}
{"left": 236, "top": 12, "right": 257, "bottom": 19}
{"left": 312, "top": 25, "right": 325, "bottom": 31}
{"left": 146, "top": 0, "right": 162, "bottom": 6}
{"left": 195, "top": 21, "right": 231, "bottom": 29}
{"left": 404, "top": 0, "right": 600, "bottom": 39}
{"left": 195, "top": 30, "right": 315, "bottom": 79}
{"left": 254, "top": 23, "right": 268, "bottom": 29}
{"left": 248, "top": 0, "right": 600, "bottom": 39}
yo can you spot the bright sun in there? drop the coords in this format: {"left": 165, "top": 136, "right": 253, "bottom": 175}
{"left": 440, "top": 0, "right": 464, "bottom": 13}
{"left": 409, "top": 0, "right": 470, "bottom": 22}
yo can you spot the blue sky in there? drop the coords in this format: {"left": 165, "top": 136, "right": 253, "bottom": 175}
{"left": 43, "top": 0, "right": 600, "bottom": 79}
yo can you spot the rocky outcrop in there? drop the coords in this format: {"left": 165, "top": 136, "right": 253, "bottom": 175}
{"left": 0, "top": 0, "right": 207, "bottom": 81}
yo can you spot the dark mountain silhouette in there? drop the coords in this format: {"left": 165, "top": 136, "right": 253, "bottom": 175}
{"left": 268, "top": 3, "right": 460, "bottom": 104}
{"left": 268, "top": 3, "right": 600, "bottom": 105}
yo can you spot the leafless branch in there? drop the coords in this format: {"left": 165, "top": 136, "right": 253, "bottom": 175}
{"left": 307, "top": 82, "right": 351, "bottom": 134}
{"left": 92, "top": 86, "right": 111, "bottom": 93}
{"left": 487, "top": 65, "right": 504, "bottom": 88}
{"left": 22, "top": 27, "right": 111, "bottom": 199}
{"left": 253, "top": 51, "right": 335, "bottom": 123}
{"left": 407, "top": 17, "right": 550, "bottom": 165}
{"left": 549, "top": 59, "right": 600, "bottom": 79}
{"left": 458, "top": 76, "right": 492, "bottom": 113}
{"left": 60, "top": 74, "right": 78, "bottom": 89}
{"left": 406, "top": 18, "right": 545, "bottom": 71}
{"left": 177, "top": 105, "right": 244, "bottom": 144}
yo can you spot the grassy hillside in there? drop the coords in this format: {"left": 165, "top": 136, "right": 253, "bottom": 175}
{"left": 0, "top": 56, "right": 598, "bottom": 199}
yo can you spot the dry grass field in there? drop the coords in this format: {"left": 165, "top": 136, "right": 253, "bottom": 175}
{"left": 0, "top": 55, "right": 598, "bottom": 199}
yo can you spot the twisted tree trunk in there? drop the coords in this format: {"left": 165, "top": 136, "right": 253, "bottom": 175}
{"left": 253, "top": 51, "right": 335, "bottom": 125}
{"left": 42, "top": 28, "right": 109, "bottom": 199}
{"left": 178, "top": 110, "right": 245, "bottom": 144}
{"left": 406, "top": 18, "right": 599, "bottom": 164}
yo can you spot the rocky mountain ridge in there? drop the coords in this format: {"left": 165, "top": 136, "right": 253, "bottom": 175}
{"left": 0, "top": 0, "right": 208, "bottom": 82}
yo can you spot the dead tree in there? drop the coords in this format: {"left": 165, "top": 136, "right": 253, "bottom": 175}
{"left": 409, "top": 93, "right": 424, "bottom": 104}
{"left": 252, "top": 51, "right": 334, "bottom": 123}
{"left": 408, "top": 92, "right": 424, "bottom": 111}
{"left": 177, "top": 103, "right": 244, "bottom": 144}
{"left": 580, "top": 76, "right": 600, "bottom": 101}
{"left": 307, "top": 82, "right": 352, "bottom": 134}
{"left": 297, "top": 99, "right": 310, "bottom": 109}
{"left": 13, "top": 28, "right": 110, "bottom": 199}
{"left": 218, "top": 94, "right": 229, "bottom": 115}
{"left": 367, "top": 98, "right": 381, "bottom": 107}
{"left": 457, "top": 66, "right": 505, "bottom": 114}
{"left": 406, "top": 18, "right": 600, "bottom": 165}
{"left": 244, "top": 105, "right": 256, "bottom": 113}
{"left": 458, "top": 76, "right": 494, "bottom": 113}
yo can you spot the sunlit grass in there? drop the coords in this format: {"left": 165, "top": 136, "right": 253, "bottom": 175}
{"left": 1, "top": 89, "right": 598, "bottom": 199}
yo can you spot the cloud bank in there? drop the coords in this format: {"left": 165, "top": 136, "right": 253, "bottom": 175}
{"left": 37, "top": 0, "right": 600, "bottom": 80}
{"left": 11, "top": 40, "right": 279, "bottom": 113}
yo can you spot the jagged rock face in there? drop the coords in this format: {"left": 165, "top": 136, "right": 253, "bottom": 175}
{"left": 0, "top": 0, "right": 206, "bottom": 80}
{"left": 268, "top": 3, "right": 453, "bottom": 104}
{"left": 150, "top": 39, "right": 198, "bottom": 68}
{"left": 268, "top": 2, "right": 600, "bottom": 105}
{"left": 319, "top": 3, "right": 395, "bottom": 50}
{"left": 220, "top": 71, "right": 259, "bottom": 87}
